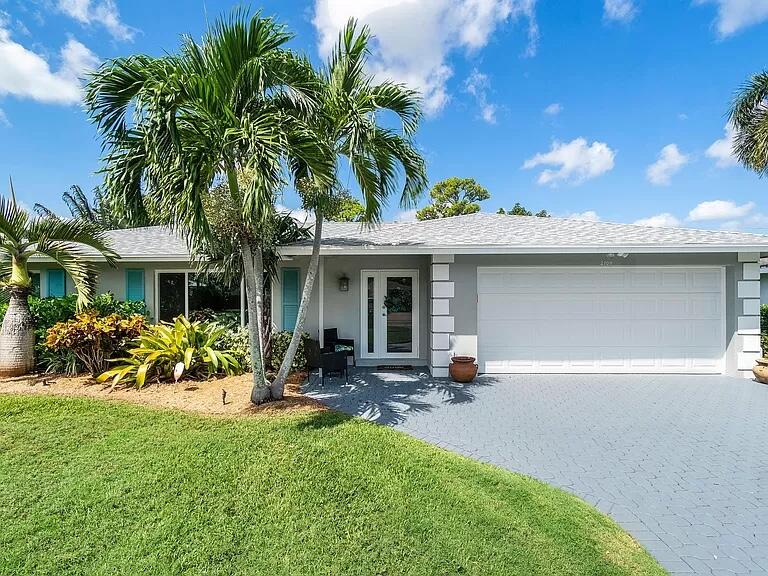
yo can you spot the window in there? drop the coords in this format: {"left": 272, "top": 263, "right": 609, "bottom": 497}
{"left": 47, "top": 269, "right": 66, "bottom": 298}
{"left": 125, "top": 269, "right": 145, "bottom": 302}
{"left": 30, "top": 272, "right": 40, "bottom": 298}
{"left": 282, "top": 268, "right": 300, "bottom": 332}
{"left": 155, "top": 271, "right": 243, "bottom": 324}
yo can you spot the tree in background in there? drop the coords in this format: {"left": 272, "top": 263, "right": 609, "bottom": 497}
{"left": 730, "top": 71, "right": 768, "bottom": 175}
{"left": 84, "top": 10, "right": 333, "bottom": 403}
{"left": 327, "top": 190, "right": 365, "bottom": 222}
{"left": 0, "top": 185, "right": 118, "bottom": 376}
{"left": 416, "top": 177, "right": 489, "bottom": 220}
{"left": 497, "top": 203, "right": 549, "bottom": 217}
{"left": 34, "top": 185, "right": 163, "bottom": 229}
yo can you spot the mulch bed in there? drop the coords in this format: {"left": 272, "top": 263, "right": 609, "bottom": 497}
{"left": 0, "top": 371, "right": 326, "bottom": 418}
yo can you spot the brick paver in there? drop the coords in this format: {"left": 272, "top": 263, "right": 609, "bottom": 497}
{"left": 305, "top": 371, "right": 768, "bottom": 575}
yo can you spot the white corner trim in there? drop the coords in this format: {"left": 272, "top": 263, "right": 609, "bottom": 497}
{"left": 431, "top": 332, "right": 450, "bottom": 350}
{"left": 431, "top": 263, "right": 450, "bottom": 281}
{"left": 742, "top": 262, "right": 761, "bottom": 280}
{"left": 431, "top": 298, "right": 450, "bottom": 315}
{"left": 432, "top": 315, "right": 454, "bottom": 333}
{"left": 737, "top": 280, "right": 760, "bottom": 299}
{"left": 738, "top": 351, "right": 761, "bottom": 371}
{"left": 738, "top": 252, "right": 760, "bottom": 262}
{"left": 430, "top": 367, "right": 449, "bottom": 378}
{"left": 738, "top": 315, "right": 760, "bottom": 334}
{"left": 432, "top": 281, "right": 455, "bottom": 299}
{"left": 432, "top": 254, "right": 455, "bottom": 263}
{"left": 740, "top": 334, "right": 762, "bottom": 353}
{"left": 431, "top": 350, "right": 451, "bottom": 368}
{"left": 743, "top": 299, "right": 761, "bottom": 317}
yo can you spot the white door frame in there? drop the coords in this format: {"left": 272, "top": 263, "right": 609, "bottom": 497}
{"left": 476, "top": 265, "right": 727, "bottom": 374}
{"left": 360, "top": 269, "right": 420, "bottom": 359}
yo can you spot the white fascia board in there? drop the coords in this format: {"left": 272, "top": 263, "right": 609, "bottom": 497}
{"left": 31, "top": 255, "right": 192, "bottom": 263}
{"left": 279, "top": 244, "right": 768, "bottom": 256}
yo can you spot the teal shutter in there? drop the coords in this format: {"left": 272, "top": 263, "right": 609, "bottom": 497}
{"left": 282, "top": 268, "right": 300, "bottom": 332}
{"left": 125, "top": 269, "right": 145, "bottom": 302}
{"left": 47, "top": 269, "right": 66, "bottom": 298}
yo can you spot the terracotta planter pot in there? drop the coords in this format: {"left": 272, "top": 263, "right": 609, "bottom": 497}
{"left": 449, "top": 356, "right": 478, "bottom": 383}
{"left": 753, "top": 358, "right": 768, "bottom": 384}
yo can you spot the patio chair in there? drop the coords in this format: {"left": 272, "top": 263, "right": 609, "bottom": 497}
{"left": 323, "top": 328, "right": 356, "bottom": 367}
{"left": 306, "top": 339, "right": 349, "bottom": 386}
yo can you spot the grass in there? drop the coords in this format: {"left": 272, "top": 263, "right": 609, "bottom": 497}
{"left": 0, "top": 396, "right": 666, "bottom": 576}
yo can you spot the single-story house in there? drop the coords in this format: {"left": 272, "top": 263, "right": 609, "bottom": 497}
{"left": 33, "top": 213, "right": 768, "bottom": 378}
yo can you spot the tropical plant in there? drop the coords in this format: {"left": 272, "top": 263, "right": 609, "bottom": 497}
{"left": 497, "top": 203, "right": 550, "bottom": 217}
{"left": 416, "top": 178, "right": 489, "bottom": 220}
{"left": 45, "top": 312, "right": 146, "bottom": 375}
{"left": 327, "top": 190, "right": 365, "bottom": 222}
{"left": 269, "top": 330, "right": 310, "bottom": 371}
{"left": 271, "top": 20, "right": 427, "bottom": 397}
{"left": 84, "top": 10, "right": 333, "bottom": 402}
{"left": 729, "top": 71, "right": 768, "bottom": 175}
{"left": 34, "top": 185, "right": 163, "bottom": 229}
{"left": 0, "top": 186, "right": 118, "bottom": 376}
{"left": 98, "top": 317, "right": 241, "bottom": 388}
{"left": 217, "top": 324, "right": 251, "bottom": 371}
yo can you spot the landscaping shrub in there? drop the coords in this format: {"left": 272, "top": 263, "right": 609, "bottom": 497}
{"left": 189, "top": 308, "right": 241, "bottom": 329}
{"left": 762, "top": 304, "right": 768, "bottom": 357}
{"left": 98, "top": 316, "right": 242, "bottom": 388}
{"left": 45, "top": 313, "right": 147, "bottom": 376}
{"left": 217, "top": 325, "right": 251, "bottom": 371}
{"left": 269, "top": 330, "right": 310, "bottom": 371}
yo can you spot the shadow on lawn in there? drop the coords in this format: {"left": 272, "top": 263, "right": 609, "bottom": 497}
{"left": 302, "top": 368, "right": 492, "bottom": 426}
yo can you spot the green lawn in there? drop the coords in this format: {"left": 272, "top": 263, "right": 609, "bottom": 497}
{"left": 0, "top": 396, "right": 666, "bottom": 576}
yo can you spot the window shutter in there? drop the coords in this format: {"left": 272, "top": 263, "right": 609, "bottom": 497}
{"left": 47, "top": 269, "right": 66, "bottom": 298}
{"left": 282, "top": 268, "right": 300, "bottom": 332}
{"left": 125, "top": 269, "right": 145, "bottom": 302}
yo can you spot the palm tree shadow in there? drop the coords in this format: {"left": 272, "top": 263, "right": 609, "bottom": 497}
{"left": 303, "top": 368, "right": 490, "bottom": 426}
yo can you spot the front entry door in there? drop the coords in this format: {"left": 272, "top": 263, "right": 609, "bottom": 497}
{"left": 360, "top": 270, "right": 419, "bottom": 359}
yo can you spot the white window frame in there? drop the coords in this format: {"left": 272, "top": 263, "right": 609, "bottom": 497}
{"left": 154, "top": 269, "right": 245, "bottom": 324}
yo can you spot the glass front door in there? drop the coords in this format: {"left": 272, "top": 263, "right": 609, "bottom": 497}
{"left": 361, "top": 270, "right": 419, "bottom": 358}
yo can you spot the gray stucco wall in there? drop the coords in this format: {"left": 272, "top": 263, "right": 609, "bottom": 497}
{"left": 451, "top": 252, "right": 741, "bottom": 375}
{"left": 274, "top": 255, "right": 431, "bottom": 365}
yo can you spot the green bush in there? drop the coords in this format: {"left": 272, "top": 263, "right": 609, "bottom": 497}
{"left": 98, "top": 316, "right": 242, "bottom": 388}
{"left": 761, "top": 304, "right": 768, "bottom": 357}
{"left": 269, "top": 330, "right": 310, "bottom": 371}
{"left": 217, "top": 325, "right": 251, "bottom": 371}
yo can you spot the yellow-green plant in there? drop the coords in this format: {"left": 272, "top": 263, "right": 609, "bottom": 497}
{"left": 98, "top": 317, "right": 241, "bottom": 388}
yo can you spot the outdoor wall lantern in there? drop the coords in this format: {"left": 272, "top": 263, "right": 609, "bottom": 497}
{"left": 338, "top": 275, "right": 350, "bottom": 292}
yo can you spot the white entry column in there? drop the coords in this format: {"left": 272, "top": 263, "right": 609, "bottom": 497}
{"left": 737, "top": 252, "right": 762, "bottom": 378}
{"left": 429, "top": 254, "right": 454, "bottom": 377}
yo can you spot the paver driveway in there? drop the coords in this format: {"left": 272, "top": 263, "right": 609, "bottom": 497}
{"left": 305, "top": 370, "right": 768, "bottom": 575}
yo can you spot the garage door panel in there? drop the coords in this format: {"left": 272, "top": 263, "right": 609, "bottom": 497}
{"left": 477, "top": 267, "right": 724, "bottom": 374}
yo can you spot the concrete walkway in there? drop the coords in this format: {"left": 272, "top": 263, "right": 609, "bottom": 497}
{"left": 305, "top": 370, "right": 768, "bottom": 575}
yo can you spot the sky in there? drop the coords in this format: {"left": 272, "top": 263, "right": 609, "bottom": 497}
{"left": 0, "top": 0, "right": 766, "bottom": 231}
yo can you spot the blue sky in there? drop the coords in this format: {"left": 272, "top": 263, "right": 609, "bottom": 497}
{"left": 0, "top": 0, "right": 766, "bottom": 231}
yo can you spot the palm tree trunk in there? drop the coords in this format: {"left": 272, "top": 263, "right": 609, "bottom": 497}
{"left": 242, "top": 241, "right": 270, "bottom": 404}
{"left": 271, "top": 214, "right": 323, "bottom": 399}
{"left": 0, "top": 286, "right": 35, "bottom": 377}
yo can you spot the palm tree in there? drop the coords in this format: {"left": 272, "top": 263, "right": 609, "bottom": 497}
{"left": 83, "top": 10, "right": 333, "bottom": 403}
{"left": 270, "top": 20, "right": 427, "bottom": 398}
{"left": 730, "top": 71, "right": 768, "bottom": 175}
{"left": 0, "top": 184, "right": 118, "bottom": 376}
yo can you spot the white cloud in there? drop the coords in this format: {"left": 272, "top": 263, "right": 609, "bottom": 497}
{"left": 687, "top": 199, "right": 755, "bottom": 221}
{"left": 706, "top": 123, "right": 739, "bottom": 168}
{"left": 522, "top": 138, "right": 616, "bottom": 186}
{"left": 565, "top": 210, "right": 601, "bottom": 222}
{"left": 543, "top": 102, "right": 562, "bottom": 115}
{"left": 603, "top": 0, "right": 637, "bottom": 22}
{"left": 58, "top": 0, "right": 135, "bottom": 41}
{"left": 394, "top": 208, "right": 418, "bottom": 222}
{"left": 0, "top": 108, "right": 9, "bottom": 127}
{"left": 634, "top": 213, "right": 681, "bottom": 227}
{"left": 465, "top": 68, "right": 497, "bottom": 124}
{"left": 646, "top": 144, "right": 689, "bottom": 186}
{"left": 276, "top": 203, "right": 314, "bottom": 223}
{"left": 313, "top": 0, "right": 538, "bottom": 115}
{"left": 0, "top": 26, "right": 98, "bottom": 105}
{"left": 694, "top": 0, "right": 768, "bottom": 37}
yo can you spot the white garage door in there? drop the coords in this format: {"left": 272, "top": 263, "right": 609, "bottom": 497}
{"left": 477, "top": 267, "right": 725, "bottom": 374}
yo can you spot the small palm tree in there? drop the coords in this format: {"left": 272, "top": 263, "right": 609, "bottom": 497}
{"left": 0, "top": 185, "right": 118, "bottom": 376}
{"left": 270, "top": 20, "right": 427, "bottom": 397}
{"left": 730, "top": 71, "right": 768, "bottom": 175}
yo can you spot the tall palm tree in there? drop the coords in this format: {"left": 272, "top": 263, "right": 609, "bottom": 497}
{"left": 730, "top": 71, "right": 768, "bottom": 175}
{"left": 0, "top": 185, "right": 118, "bottom": 376}
{"left": 270, "top": 20, "right": 427, "bottom": 398}
{"left": 83, "top": 10, "right": 333, "bottom": 402}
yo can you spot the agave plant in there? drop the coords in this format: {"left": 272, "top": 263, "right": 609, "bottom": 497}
{"left": 98, "top": 316, "right": 241, "bottom": 388}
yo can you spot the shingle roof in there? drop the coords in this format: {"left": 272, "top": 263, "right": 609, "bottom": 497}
{"left": 84, "top": 226, "right": 189, "bottom": 260}
{"left": 284, "top": 213, "right": 768, "bottom": 254}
